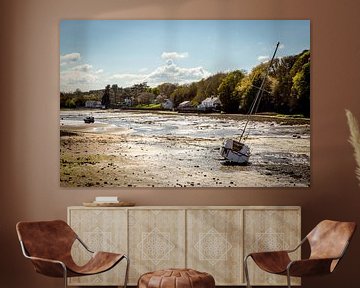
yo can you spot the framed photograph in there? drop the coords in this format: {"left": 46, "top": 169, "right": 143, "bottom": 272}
{"left": 60, "top": 20, "right": 310, "bottom": 188}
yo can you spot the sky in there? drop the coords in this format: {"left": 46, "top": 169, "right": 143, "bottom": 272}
{"left": 60, "top": 20, "right": 310, "bottom": 92}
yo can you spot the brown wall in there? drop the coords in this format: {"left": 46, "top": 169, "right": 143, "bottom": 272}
{"left": 1, "top": 0, "right": 360, "bottom": 287}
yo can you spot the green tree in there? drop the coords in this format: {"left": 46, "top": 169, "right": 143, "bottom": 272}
{"left": 157, "top": 83, "right": 178, "bottom": 98}
{"left": 150, "top": 86, "right": 160, "bottom": 96}
{"left": 155, "top": 94, "right": 167, "bottom": 104}
{"left": 218, "top": 70, "right": 245, "bottom": 113}
{"left": 170, "top": 83, "right": 197, "bottom": 107}
{"left": 101, "top": 85, "right": 111, "bottom": 108}
{"left": 270, "top": 56, "right": 297, "bottom": 113}
{"left": 193, "top": 72, "right": 226, "bottom": 105}
{"left": 112, "top": 84, "right": 119, "bottom": 105}
{"left": 272, "top": 75, "right": 293, "bottom": 113}
{"left": 60, "top": 92, "right": 70, "bottom": 108}
{"left": 237, "top": 69, "right": 273, "bottom": 114}
{"left": 290, "top": 50, "right": 310, "bottom": 77}
{"left": 270, "top": 51, "right": 310, "bottom": 114}
{"left": 137, "top": 92, "right": 156, "bottom": 105}
{"left": 127, "top": 82, "right": 149, "bottom": 105}
{"left": 65, "top": 98, "right": 76, "bottom": 108}
{"left": 291, "top": 62, "right": 310, "bottom": 117}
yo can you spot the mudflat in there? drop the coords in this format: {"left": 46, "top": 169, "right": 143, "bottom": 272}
{"left": 60, "top": 110, "right": 310, "bottom": 187}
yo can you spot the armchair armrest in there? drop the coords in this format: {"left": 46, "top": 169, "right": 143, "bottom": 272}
{"left": 76, "top": 235, "right": 94, "bottom": 254}
{"left": 287, "top": 239, "right": 351, "bottom": 277}
{"left": 19, "top": 240, "right": 67, "bottom": 277}
{"left": 286, "top": 237, "right": 307, "bottom": 253}
{"left": 25, "top": 255, "right": 67, "bottom": 278}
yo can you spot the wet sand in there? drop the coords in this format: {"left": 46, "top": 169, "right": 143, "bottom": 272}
{"left": 60, "top": 112, "right": 310, "bottom": 187}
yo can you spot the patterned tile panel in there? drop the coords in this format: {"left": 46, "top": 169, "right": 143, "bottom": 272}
{"left": 187, "top": 209, "right": 243, "bottom": 285}
{"left": 244, "top": 209, "right": 301, "bottom": 286}
{"left": 138, "top": 227, "right": 175, "bottom": 264}
{"left": 128, "top": 209, "right": 186, "bottom": 284}
{"left": 68, "top": 208, "right": 127, "bottom": 286}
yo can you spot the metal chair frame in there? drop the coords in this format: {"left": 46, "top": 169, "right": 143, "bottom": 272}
{"left": 19, "top": 233, "right": 129, "bottom": 288}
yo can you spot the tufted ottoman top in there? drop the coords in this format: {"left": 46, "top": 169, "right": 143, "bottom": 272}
{"left": 138, "top": 268, "right": 215, "bottom": 288}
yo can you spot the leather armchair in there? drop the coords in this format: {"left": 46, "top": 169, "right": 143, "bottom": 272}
{"left": 16, "top": 220, "right": 129, "bottom": 288}
{"left": 244, "top": 220, "right": 356, "bottom": 288}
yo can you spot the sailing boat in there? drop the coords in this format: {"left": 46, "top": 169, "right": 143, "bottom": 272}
{"left": 220, "top": 42, "right": 280, "bottom": 165}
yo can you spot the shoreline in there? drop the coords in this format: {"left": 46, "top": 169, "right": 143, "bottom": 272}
{"left": 61, "top": 108, "right": 310, "bottom": 125}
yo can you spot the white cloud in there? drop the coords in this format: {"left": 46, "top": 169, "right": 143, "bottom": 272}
{"left": 146, "top": 62, "right": 210, "bottom": 85}
{"left": 60, "top": 53, "right": 81, "bottom": 66}
{"left": 61, "top": 63, "right": 104, "bottom": 92}
{"left": 61, "top": 70, "right": 98, "bottom": 86}
{"left": 110, "top": 61, "right": 211, "bottom": 88}
{"left": 110, "top": 73, "right": 146, "bottom": 84}
{"left": 61, "top": 51, "right": 210, "bottom": 91}
{"left": 71, "top": 64, "right": 93, "bottom": 72}
{"left": 110, "top": 51, "right": 210, "bottom": 87}
{"left": 279, "top": 43, "right": 285, "bottom": 49}
{"left": 258, "top": 55, "right": 270, "bottom": 62}
{"left": 161, "top": 52, "right": 189, "bottom": 60}
{"left": 60, "top": 52, "right": 107, "bottom": 92}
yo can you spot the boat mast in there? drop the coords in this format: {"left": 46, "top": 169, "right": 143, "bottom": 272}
{"left": 239, "top": 42, "right": 280, "bottom": 142}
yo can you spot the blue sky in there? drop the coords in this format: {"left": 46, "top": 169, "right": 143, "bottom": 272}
{"left": 60, "top": 20, "right": 310, "bottom": 92}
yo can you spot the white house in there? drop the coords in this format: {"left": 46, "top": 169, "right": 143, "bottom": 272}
{"left": 162, "top": 99, "right": 174, "bottom": 110}
{"left": 123, "top": 98, "right": 132, "bottom": 107}
{"left": 197, "top": 96, "right": 221, "bottom": 111}
{"left": 178, "top": 100, "right": 192, "bottom": 108}
{"left": 85, "top": 100, "right": 103, "bottom": 108}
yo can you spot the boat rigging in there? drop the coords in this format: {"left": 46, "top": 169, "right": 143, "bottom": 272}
{"left": 220, "top": 42, "right": 280, "bottom": 165}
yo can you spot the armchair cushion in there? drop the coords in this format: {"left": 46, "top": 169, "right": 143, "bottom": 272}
{"left": 287, "top": 258, "right": 334, "bottom": 277}
{"left": 66, "top": 251, "right": 124, "bottom": 276}
{"left": 250, "top": 251, "right": 291, "bottom": 274}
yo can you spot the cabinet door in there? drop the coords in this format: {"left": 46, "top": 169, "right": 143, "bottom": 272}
{"left": 128, "top": 209, "right": 186, "bottom": 284}
{"left": 187, "top": 209, "right": 243, "bottom": 285}
{"left": 68, "top": 208, "right": 127, "bottom": 286}
{"left": 243, "top": 208, "right": 301, "bottom": 286}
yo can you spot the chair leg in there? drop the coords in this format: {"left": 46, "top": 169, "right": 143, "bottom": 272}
{"left": 62, "top": 264, "right": 68, "bottom": 288}
{"left": 244, "top": 255, "right": 252, "bottom": 288}
{"left": 286, "top": 270, "right": 292, "bottom": 288}
{"left": 123, "top": 255, "right": 130, "bottom": 288}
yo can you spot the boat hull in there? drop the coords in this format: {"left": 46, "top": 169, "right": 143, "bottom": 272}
{"left": 84, "top": 116, "right": 95, "bottom": 124}
{"left": 220, "top": 139, "right": 250, "bottom": 164}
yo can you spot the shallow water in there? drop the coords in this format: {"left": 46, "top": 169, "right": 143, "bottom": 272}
{"left": 61, "top": 110, "right": 309, "bottom": 139}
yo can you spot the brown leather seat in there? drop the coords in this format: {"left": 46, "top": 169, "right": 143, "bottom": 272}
{"left": 138, "top": 268, "right": 215, "bottom": 288}
{"left": 16, "top": 220, "right": 129, "bottom": 288}
{"left": 244, "top": 220, "right": 356, "bottom": 288}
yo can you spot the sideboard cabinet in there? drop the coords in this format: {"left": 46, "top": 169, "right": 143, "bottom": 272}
{"left": 67, "top": 206, "right": 301, "bottom": 286}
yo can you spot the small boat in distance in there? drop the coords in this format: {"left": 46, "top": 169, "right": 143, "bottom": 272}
{"left": 84, "top": 116, "right": 95, "bottom": 124}
{"left": 220, "top": 42, "right": 280, "bottom": 165}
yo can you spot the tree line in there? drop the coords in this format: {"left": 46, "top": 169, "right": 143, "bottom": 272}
{"left": 60, "top": 50, "right": 310, "bottom": 117}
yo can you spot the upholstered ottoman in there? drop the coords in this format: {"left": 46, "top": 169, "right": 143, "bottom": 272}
{"left": 138, "top": 268, "right": 215, "bottom": 288}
